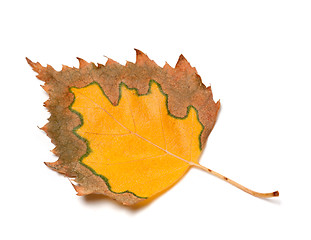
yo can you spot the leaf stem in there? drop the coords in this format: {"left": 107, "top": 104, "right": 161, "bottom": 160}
{"left": 192, "top": 163, "right": 279, "bottom": 198}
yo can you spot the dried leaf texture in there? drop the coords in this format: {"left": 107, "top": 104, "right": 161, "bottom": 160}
{"left": 27, "top": 50, "right": 220, "bottom": 205}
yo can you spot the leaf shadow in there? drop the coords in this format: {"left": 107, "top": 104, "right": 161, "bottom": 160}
{"left": 82, "top": 194, "right": 122, "bottom": 208}
{"left": 258, "top": 196, "right": 282, "bottom": 205}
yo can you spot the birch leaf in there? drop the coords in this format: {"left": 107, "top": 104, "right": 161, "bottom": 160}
{"left": 27, "top": 50, "right": 278, "bottom": 205}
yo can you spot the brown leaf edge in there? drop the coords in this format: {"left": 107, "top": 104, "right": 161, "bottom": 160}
{"left": 27, "top": 50, "right": 220, "bottom": 205}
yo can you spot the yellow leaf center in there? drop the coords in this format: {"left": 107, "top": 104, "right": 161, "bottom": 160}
{"left": 70, "top": 80, "right": 203, "bottom": 198}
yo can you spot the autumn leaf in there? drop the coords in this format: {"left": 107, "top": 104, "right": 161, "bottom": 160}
{"left": 27, "top": 50, "right": 278, "bottom": 205}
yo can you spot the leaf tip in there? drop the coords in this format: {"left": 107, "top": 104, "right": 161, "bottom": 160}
{"left": 163, "top": 61, "right": 172, "bottom": 70}
{"left": 134, "top": 48, "right": 151, "bottom": 65}
{"left": 178, "top": 54, "right": 186, "bottom": 62}
{"left": 76, "top": 57, "right": 88, "bottom": 68}
{"left": 62, "top": 64, "right": 70, "bottom": 71}
{"left": 26, "top": 57, "right": 44, "bottom": 73}
{"left": 175, "top": 54, "right": 193, "bottom": 71}
{"left": 25, "top": 57, "right": 32, "bottom": 65}
{"left": 44, "top": 161, "right": 56, "bottom": 169}
{"left": 69, "top": 180, "right": 91, "bottom": 196}
{"left": 216, "top": 100, "right": 221, "bottom": 111}
{"left": 69, "top": 181, "right": 83, "bottom": 196}
{"left": 134, "top": 48, "right": 143, "bottom": 54}
{"left": 105, "top": 58, "right": 119, "bottom": 66}
{"left": 39, "top": 124, "right": 48, "bottom": 133}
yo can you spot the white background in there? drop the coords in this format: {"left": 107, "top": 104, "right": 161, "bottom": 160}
{"left": 1, "top": 0, "right": 311, "bottom": 239}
